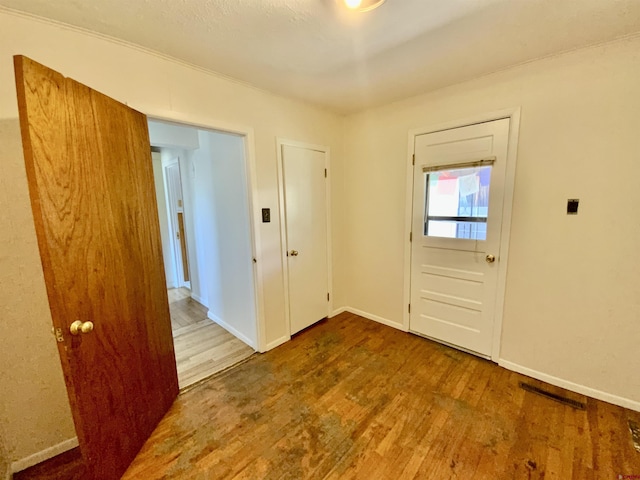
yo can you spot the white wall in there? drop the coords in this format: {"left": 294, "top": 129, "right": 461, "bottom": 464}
{"left": 148, "top": 120, "right": 200, "bottom": 150}
{"left": 199, "top": 130, "right": 258, "bottom": 348}
{"left": 342, "top": 35, "right": 640, "bottom": 408}
{"left": 151, "top": 151, "right": 176, "bottom": 288}
{"left": 183, "top": 144, "right": 213, "bottom": 308}
{"left": 0, "top": 10, "right": 346, "bottom": 468}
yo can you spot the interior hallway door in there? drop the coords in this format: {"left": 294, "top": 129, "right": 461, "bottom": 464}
{"left": 14, "top": 55, "right": 178, "bottom": 480}
{"left": 410, "top": 118, "right": 510, "bottom": 357}
{"left": 281, "top": 144, "right": 329, "bottom": 334}
{"left": 165, "top": 161, "right": 190, "bottom": 287}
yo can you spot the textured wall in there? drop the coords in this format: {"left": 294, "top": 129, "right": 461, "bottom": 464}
{"left": 0, "top": 422, "right": 9, "bottom": 479}
{"left": 0, "top": 118, "right": 77, "bottom": 465}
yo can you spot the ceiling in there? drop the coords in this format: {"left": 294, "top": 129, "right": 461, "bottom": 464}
{"left": 2, "top": 0, "right": 639, "bottom": 113}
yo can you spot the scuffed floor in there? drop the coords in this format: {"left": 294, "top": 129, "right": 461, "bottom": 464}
{"left": 123, "top": 313, "right": 640, "bottom": 479}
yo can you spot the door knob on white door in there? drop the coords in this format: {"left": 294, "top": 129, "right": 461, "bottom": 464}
{"left": 70, "top": 320, "right": 94, "bottom": 335}
{"left": 485, "top": 254, "right": 496, "bottom": 264}
{"left": 289, "top": 250, "right": 299, "bottom": 256}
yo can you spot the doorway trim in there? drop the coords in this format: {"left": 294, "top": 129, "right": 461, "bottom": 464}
{"left": 403, "top": 108, "right": 521, "bottom": 361}
{"left": 276, "top": 138, "right": 333, "bottom": 341}
{"left": 143, "top": 110, "right": 267, "bottom": 353}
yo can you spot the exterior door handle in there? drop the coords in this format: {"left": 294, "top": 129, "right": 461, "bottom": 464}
{"left": 485, "top": 254, "right": 496, "bottom": 264}
{"left": 289, "top": 250, "right": 299, "bottom": 257}
{"left": 70, "top": 320, "right": 94, "bottom": 335}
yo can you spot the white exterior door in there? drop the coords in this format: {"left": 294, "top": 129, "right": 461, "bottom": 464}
{"left": 282, "top": 144, "right": 329, "bottom": 334}
{"left": 410, "top": 118, "right": 510, "bottom": 357}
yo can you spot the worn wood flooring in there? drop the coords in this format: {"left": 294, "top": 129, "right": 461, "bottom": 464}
{"left": 15, "top": 313, "right": 640, "bottom": 479}
{"left": 168, "top": 288, "right": 255, "bottom": 389}
{"left": 121, "top": 312, "right": 640, "bottom": 479}
{"left": 168, "top": 287, "right": 199, "bottom": 329}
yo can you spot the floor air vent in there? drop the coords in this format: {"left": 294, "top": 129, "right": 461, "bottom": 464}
{"left": 518, "top": 382, "right": 586, "bottom": 410}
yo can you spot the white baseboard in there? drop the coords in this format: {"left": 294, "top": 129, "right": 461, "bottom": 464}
{"left": 207, "top": 311, "right": 257, "bottom": 350}
{"left": 330, "top": 307, "right": 348, "bottom": 317}
{"left": 11, "top": 437, "right": 78, "bottom": 475}
{"left": 265, "top": 335, "right": 290, "bottom": 351}
{"left": 191, "top": 293, "right": 207, "bottom": 307}
{"left": 499, "top": 359, "right": 640, "bottom": 412}
{"left": 343, "top": 307, "right": 407, "bottom": 332}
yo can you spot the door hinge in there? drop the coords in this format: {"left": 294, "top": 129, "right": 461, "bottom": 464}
{"left": 327, "top": 292, "right": 330, "bottom": 301}
{"left": 324, "top": 168, "right": 327, "bottom": 178}
{"left": 408, "top": 303, "right": 411, "bottom": 314}
{"left": 412, "top": 154, "right": 415, "bottom": 166}
{"left": 410, "top": 232, "right": 413, "bottom": 242}
{"left": 53, "top": 327, "right": 64, "bottom": 343}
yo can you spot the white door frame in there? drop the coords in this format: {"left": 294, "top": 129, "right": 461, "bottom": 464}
{"left": 142, "top": 110, "right": 267, "bottom": 353}
{"left": 403, "top": 108, "right": 521, "bottom": 361}
{"left": 276, "top": 138, "right": 333, "bottom": 338}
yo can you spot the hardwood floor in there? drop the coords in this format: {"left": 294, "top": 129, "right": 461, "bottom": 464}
{"left": 168, "top": 287, "right": 200, "bottom": 329}
{"left": 14, "top": 313, "right": 640, "bottom": 479}
{"left": 120, "top": 313, "right": 640, "bottom": 479}
{"left": 168, "top": 288, "right": 255, "bottom": 389}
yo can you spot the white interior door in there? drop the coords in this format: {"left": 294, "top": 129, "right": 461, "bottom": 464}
{"left": 410, "top": 118, "right": 510, "bottom": 357}
{"left": 165, "top": 161, "right": 190, "bottom": 288}
{"left": 282, "top": 144, "right": 329, "bottom": 334}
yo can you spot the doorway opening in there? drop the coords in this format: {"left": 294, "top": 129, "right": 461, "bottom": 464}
{"left": 149, "top": 119, "right": 258, "bottom": 388}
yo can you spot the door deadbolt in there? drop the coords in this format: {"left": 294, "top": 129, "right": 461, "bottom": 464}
{"left": 289, "top": 250, "right": 299, "bottom": 257}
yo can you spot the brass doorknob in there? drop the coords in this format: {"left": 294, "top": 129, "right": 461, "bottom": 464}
{"left": 70, "top": 320, "right": 94, "bottom": 335}
{"left": 289, "top": 250, "right": 299, "bottom": 257}
{"left": 485, "top": 254, "right": 496, "bottom": 264}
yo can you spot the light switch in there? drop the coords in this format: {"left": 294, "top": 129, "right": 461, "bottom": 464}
{"left": 567, "top": 199, "right": 579, "bottom": 215}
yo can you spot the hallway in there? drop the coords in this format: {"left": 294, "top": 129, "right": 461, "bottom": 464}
{"left": 168, "top": 288, "right": 255, "bottom": 389}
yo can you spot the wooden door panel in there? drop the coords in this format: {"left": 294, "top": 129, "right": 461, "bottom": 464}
{"left": 14, "top": 55, "right": 178, "bottom": 480}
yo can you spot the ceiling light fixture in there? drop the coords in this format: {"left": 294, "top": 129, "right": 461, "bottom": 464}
{"left": 340, "top": 0, "right": 386, "bottom": 12}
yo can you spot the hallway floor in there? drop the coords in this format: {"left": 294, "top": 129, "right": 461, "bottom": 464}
{"left": 169, "top": 288, "right": 255, "bottom": 389}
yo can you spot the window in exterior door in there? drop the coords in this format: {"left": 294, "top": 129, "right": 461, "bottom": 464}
{"left": 424, "top": 165, "right": 492, "bottom": 240}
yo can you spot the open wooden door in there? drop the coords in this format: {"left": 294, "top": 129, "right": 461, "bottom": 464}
{"left": 14, "top": 56, "right": 179, "bottom": 479}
